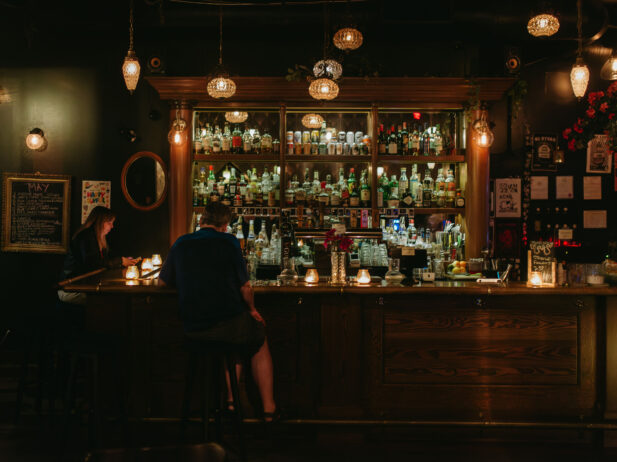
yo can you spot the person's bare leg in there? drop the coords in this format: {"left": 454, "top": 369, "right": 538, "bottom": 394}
{"left": 251, "top": 339, "right": 275, "bottom": 417}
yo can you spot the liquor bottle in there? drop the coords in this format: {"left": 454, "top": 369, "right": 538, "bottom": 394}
{"left": 422, "top": 168, "right": 434, "bottom": 208}
{"left": 318, "top": 181, "right": 330, "bottom": 206}
{"left": 445, "top": 169, "right": 456, "bottom": 207}
{"left": 409, "top": 165, "right": 420, "bottom": 205}
{"left": 421, "top": 123, "right": 430, "bottom": 155}
{"left": 377, "top": 181, "right": 385, "bottom": 208}
{"left": 284, "top": 179, "right": 294, "bottom": 206}
{"left": 238, "top": 172, "right": 248, "bottom": 201}
{"left": 379, "top": 171, "right": 390, "bottom": 203}
{"left": 434, "top": 124, "right": 443, "bottom": 155}
{"left": 234, "top": 192, "right": 243, "bottom": 207}
{"left": 319, "top": 121, "right": 327, "bottom": 155}
{"left": 389, "top": 175, "right": 399, "bottom": 199}
{"left": 388, "top": 125, "right": 398, "bottom": 155}
{"left": 408, "top": 219, "right": 418, "bottom": 245}
{"left": 246, "top": 219, "right": 256, "bottom": 254}
{"left": 347, "top": 168, "right": 356, "bottom": 194}
{"left": 235, "top": 219, "right": 245, "bottom": 252}
{"left": 378, "top": 124, "right": 386, "bottom": 154}
{"left": 203, "top": 124, "right": 213, "bottom": 154}
{"left": 252, "top": 128, "right": 261, "bottom": 154}
{"left": 229, "top": 168, "right": 238, "bottom": 196}
{"left": 401, "top": 184, "right": 413, "bottom": 208}
{"left": 297, "top": 168, "right": 310, "bottom": 206}
{"left": 312, "top": 170, "right": 321, "bottom": 198}
{"left": 325, "top": 174, "right": 334, "bottom": 196}
{"left": 212, "top": 125, "right": 222, "bottom": 153}
{"left": 349, "top": 182, "right": 360, "bottom": 207}
{"left": 194, "top": 126, "right": 203, "bottom": 153}
{"left": 411, "top": 125, "right": 420, "bottom": 155}
{"left": 455, "top": 189, "right": 465, "bottom": 208}
{"left": 360, "top": 170, "right": 371, "bottom": 207}
{"left": 435, "top": 182, "right": 446, "bottom": 208}
{"left": 209, "top": 183, "right": 220, "bottom": 202}
{"left": 192, "top": 176, "right": 200, "bottom": 206}
{"left": 207, "top": 165, "right": 216, "bottom": 191}
{"left": 221, "top": 184, "right": 232, "bottom": 206}
{"left": 434, "top": 168, "right": 445, "bottom": 194}
{"left": 339, "top": 169, "right": 350, "bottom": 207}
{"left": 242, "top": 125, "right": 252, "bottom": 154}
{"left": 262, "top": 130, "right": 273, "bottom": 153}
{"left": 222, "top": 122, "right": 231, "bottom": 153}
{"left": 400, "top": 122, "right": 409, "bottom": 155}
{"left": 232, "top": 125, "right": 242, "bottom": 154}
{"left": 330, "top": 183, "right": 341, "bottom": 206}
{"left": 387, "top": 179, "right": 399, "bottom": 208}
{"left": 399, "top": 167, "right": 408, "bottom": 195}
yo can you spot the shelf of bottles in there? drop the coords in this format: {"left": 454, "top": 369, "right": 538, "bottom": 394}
{"left": 376, "top": 110, "right": 465, "bottom": 161}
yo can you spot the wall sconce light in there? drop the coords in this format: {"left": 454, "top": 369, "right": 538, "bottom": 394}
{"left": 168, "top": 110, "right": 187, "bottom": 146}
{"left": 25, "top": 128, "right": 47, "bottom": 151}
{"left": 601, "top": 51, "right": 617, "bottom": 80}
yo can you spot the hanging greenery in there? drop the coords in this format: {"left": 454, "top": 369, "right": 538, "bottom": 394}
{"left": 562, "top": 81, "right": 617, "bottom": 153}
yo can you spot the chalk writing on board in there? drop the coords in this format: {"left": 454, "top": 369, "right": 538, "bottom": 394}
{"left": 529, "top": 241, "right": 555, "bottom": 285}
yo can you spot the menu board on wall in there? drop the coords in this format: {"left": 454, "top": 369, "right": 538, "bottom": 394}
{"left": 527, "top": 241, "right": 555, "bottom": 287}
{"left": 1, "top": 172, "right": 71, "bottom": 253}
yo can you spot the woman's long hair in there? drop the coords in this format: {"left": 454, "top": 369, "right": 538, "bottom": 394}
{"left": 73, "top": 206, "right": 116, "bottom": 251}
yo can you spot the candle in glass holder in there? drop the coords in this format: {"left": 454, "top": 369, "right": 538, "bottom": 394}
{"left": 529, "top": 271, "right": 543, "bottom": 287}
{"left": 152, "top": 254, "right": 162, "bottom": 267}
{"left": 305, "top": 268, "right": 319, "bottom": 285}
{"left": 126, "top": 265, "right": 139, "bottom": 280}
{"left": 356, "top": 269, "right": 371, "bottom": 285}
{"left": 141, "top": 258, "right": 153, "bottom": 273}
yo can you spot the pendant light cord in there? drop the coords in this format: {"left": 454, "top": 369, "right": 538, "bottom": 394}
{"left": 219, "top": 6, "right": 223, "bottom": 65}
{"left": 129, "top": 0, "right": 135, "bottom": 51}
{"left": 577, "top": 0, "right": 582, "bottom": 58}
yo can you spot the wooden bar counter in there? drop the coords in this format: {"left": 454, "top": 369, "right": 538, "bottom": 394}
{"left": 63, "top": 271, "right": 617, "bottom": 430}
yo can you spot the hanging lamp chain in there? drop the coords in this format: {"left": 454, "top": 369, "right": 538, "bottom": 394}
{"left": 219, "top": 6, "right": 223, "bottom": 66}
{"left": 576, "top": 0, "right": 582, "bottom": 58}
{"left": 129, "top": 0, "right": 135, "bottom": 52}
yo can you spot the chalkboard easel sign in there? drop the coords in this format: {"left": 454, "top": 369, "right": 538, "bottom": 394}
{"left": 527, "top": 241, "right": 556, "bottom": 287}
{"left": 1, "top": 172, "right": 71, "bottom": 254}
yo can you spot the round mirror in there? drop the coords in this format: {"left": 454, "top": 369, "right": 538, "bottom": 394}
{"left": 121, "top": 151, "right": 168, "bottom": 211}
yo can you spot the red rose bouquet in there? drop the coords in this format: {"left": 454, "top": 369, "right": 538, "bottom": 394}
{"left": 323, "top": 228, "right": 353, "bottom": 253}
{"left": 562, "top": 81, "right": 617, "bottom": 153}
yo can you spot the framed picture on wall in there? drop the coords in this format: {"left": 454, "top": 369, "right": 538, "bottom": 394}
{"left": 531, "top": 134, "right": 557, "bottom": 172}
{"left": 586, "top": 134, "right": 612, "bottom": 174}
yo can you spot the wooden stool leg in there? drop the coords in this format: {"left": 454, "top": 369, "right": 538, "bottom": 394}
{"left": 212, "top": 356, "right": 223, "bottom": 443}
{"left": 227, "top": 356, "right": 246, "bottom": 462}
{"left": 90, "top": 355, "right": 102, "bottom": 450}
{"left": 181, "top": 353, "right": 198, "bottom": 436}
{"left": 203, "top": 356, "right": 212, "bottom": 442}
{"left": 60, "top": 355, "right": 79, "bottom": 454}
{"left": 14, "top": 339, "right": 33, "bottom": 425}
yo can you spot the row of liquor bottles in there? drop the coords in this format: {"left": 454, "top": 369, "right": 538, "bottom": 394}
{"left": 193, "top": 120, "right": 452, "bottom": 156}
{"left": 192, "top": 163, "right": 465, "bottom": 210}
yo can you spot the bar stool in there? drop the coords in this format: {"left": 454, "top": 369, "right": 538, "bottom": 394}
{"left": 181, "top": 336, "right": 247, "bottom": 462}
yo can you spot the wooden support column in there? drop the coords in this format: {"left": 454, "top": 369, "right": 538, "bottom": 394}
{"left": 168, "top": 101, "right": 193, "bottom": 246}
{"left": 465, "top": 108, "right": 490, "bottom": 259}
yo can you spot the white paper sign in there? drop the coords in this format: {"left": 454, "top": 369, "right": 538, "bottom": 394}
{"left": 81, "top": 180, "right": 111, "bottom": 224}
{"left": 332, "top": 223, "right": 346, "bottom": 236}
{"left": 530, "top": 176, "right": 549, "bottom": 200}
{"left": 495, "top": 178, "right": 521, "bottom": 218}
{"left": 586, "top": 134, "right": 612, "bottom": 173}
{"left": 583, "top": 176, "right": 602, "bottom": 200}
{"left": 555, "top": 176, "right": 573, "bottom": 199}
{"left": 583, "top": 210, "right": 607, "bottom": 229}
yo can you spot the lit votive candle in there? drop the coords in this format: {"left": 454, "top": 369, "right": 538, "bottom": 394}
{"left": 141, "top": 258, "right": 154, "bottom": 273}
{"left": 356, "top": 269, "right": 371, "bottom": 286}
{"left": 529, "top": 271, "right": 543, "bottom": 287}
{"left": 125, "top": 280, "right": 139, "bottom": 286}
{"left": 152, "top": 254, "right": 162, "bottom": 267}
{"left": 126, "top": 265, "right": 139, "bottom": 280}
{"left": 305, "top": 269, "right": 319, "bottom": 285}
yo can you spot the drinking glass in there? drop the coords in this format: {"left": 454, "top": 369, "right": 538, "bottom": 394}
{"left": 567, "top": 263, "right": 586, "bottom": 287}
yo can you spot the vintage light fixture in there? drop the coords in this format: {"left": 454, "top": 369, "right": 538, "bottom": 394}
{"left": 600, "top": 50, "right": 617, "bottom": 80}
{"left": 25, "top": 128, "right": 47, "bottom": 151}
{"left": 168, "top": 110, "right": 188, "bottom": 146}
{"left": 356, "top": 269, "right": 371, "bottom": 285}
{"left": 313, "top": 59, "right": 342, "bottom": 80}
{"left": 309, "top": 78, "right": 339, "bottom": 100}
{"left": 472, "top": 110, "right": 494, "bottom": 148}
{"left": 225, "top": 111, "right": 248, "bottom": 123}
{"left": 527, "top": 12, "right": 559, "bottom": 37}
{"left": 301, "top": 113, "right": 324, "bottom": 129}
{"left": 333, "top": 27, "right": 363, "bottom": 51}
{"left": 570, "top": 0, "right": 589, "bottom": 99}
{"left": 206, "top": 7, "right": 236, "bottom": 99}
{"left": 122, "top": 0, "right": 140, "bottom": 94}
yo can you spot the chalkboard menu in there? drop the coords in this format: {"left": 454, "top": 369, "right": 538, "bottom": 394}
{"left": 527, "top": 241, "right": 556, "bottom": 287}
{"left": 2, "top": 173, "right": 71, "bottom": 253}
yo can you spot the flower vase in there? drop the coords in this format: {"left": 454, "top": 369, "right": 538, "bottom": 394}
{"left": 330, "top": 251, "right": 347, "bottom": 285}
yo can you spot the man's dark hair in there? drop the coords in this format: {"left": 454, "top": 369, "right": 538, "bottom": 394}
{"left": 200, "top": 202, "right": 232, "bottom": 228}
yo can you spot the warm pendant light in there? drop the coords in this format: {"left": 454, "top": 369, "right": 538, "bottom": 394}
{"left": 333, "top": 27, "right": 363, "bottom": 51}
{"left": 207, "top": 7, "right": 236, "bottom": 99}
{"left": 309, "top": 78, "right": 339, "bottom": 101}
{"left": 313, "top": 59, "right": 342, "bottom": 80}
{"left": 527, "top": 13, "right": 559, "bottom": 37}
{"left": 570, "top": 0, "right": 589, "bottom": 99}
{"left": 122, "top": 0, "right": 140, "bottom": 94}
{"left": 601, "top": 50, "right": 617, "bottom": 80}
{"left": 225, "top": 111, "right": 248, "bottom": 123}
{"left": 472, "top": 110, "right": 494, "bottom": 148}
{"left": 168, "top": 110, "right": 187, "bottom": 146}
{"left": 302, "top": 113, "right": 324, "bottom": 129}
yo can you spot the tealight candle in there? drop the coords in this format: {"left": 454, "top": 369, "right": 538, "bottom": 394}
{"left": 529, "top": 271, "right": 543, "bottom": 287}
{"left": 152, "top": 254, "right": 162, "bottom": 267}
{"left": 126, "top": 265, "right": 139, "bottom": 280}
{"left": 141, "top": 258, "right": 153, "bottom": 273}
{"left": 305, "top": 269, "right": 319, "bottom": 285}
{"left": 356, "top": 269, "right": 371, "bottom": 285}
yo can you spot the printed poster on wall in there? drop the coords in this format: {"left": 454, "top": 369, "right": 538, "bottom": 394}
{"left": 586, "top": 134, "right": 612, "bottom": 174}
{"left": 531, "top": 134, "right": 557, "bottom": 172}
{"left": 81, "top": 180, "right": 111, "bottom": 224}
{"left": 495, "top": 178, "right": 521, "bottom": 218}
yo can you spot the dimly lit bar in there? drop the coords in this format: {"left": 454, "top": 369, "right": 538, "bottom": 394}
{"left": 3, "top": 1, "right": 617, "bottom": 461}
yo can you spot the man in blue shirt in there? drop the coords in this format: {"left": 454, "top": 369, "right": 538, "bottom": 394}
{"left": 159, "top": 202, "right": 276, "bottom": 420}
